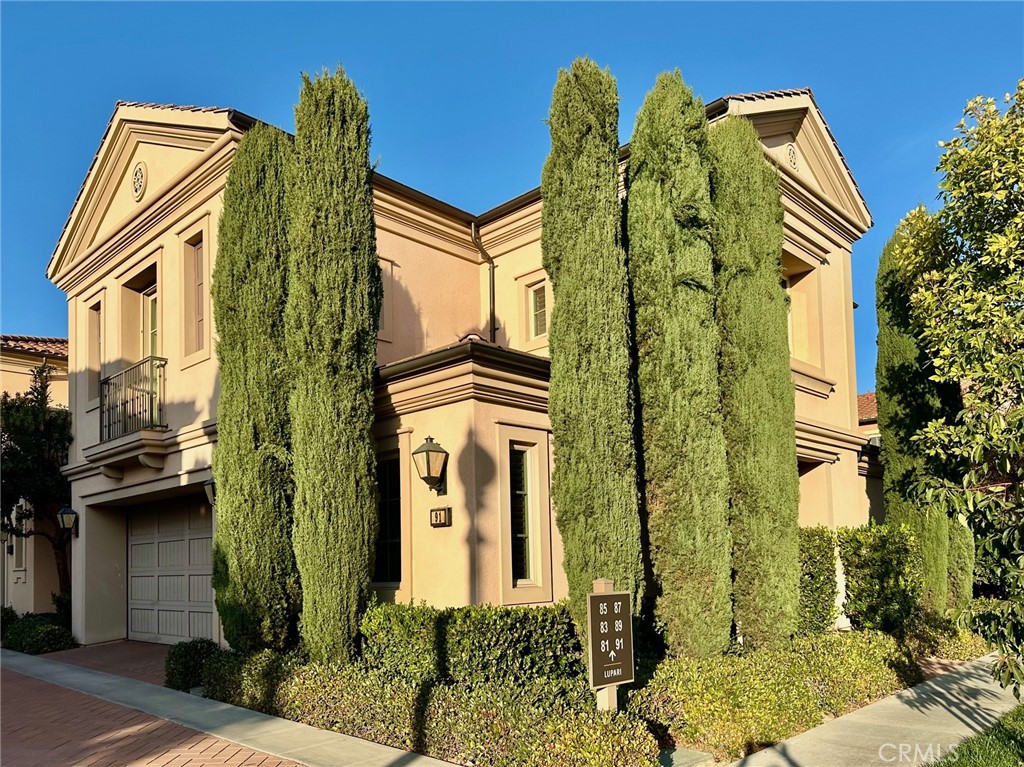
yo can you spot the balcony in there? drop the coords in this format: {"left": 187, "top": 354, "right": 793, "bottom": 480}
{"left": 83, "top": 357, "right": 169, "bottom": 480}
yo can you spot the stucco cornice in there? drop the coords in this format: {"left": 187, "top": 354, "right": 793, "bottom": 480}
{"left": 796, "top": 417, "right": 869, "bottom": 453}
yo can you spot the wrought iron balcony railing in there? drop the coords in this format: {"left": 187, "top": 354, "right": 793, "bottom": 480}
{"left": 100, "top": 356, "right": 167, "bottom": 442}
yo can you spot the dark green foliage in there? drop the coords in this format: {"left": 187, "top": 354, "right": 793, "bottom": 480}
{"left": 164, "top": 638, "right": 220, "bottom": 691}
{"left": 206, "top": 652, "right": 660, "bottom": 767}
{"left": 1, "top": 606, "right": 18, "bottom": 640}
{"left": 875, "top": 229, "right": 953, "bottom": 612}
{"left": 798, "top": 527, "right": 839, "bottom": 635}
{"left": 359, "top": 602, "right": 584, "bottom": 686}
{"left": 213, "top": 124, "right": 300, "bottom": 654}
{"left": 708, "top": 116, "right": 799, "bottom": 647}
{"left": 286, "top": 67, "right": 382, "bottom": 663}
{"left": 2, "top": 613, "right": 74, "bottom": 654}
{"left": 903, "top": 609, "right": 990, "bottom": 660}
{"left": 948, "top": 518, "right": 976, "bottom": 611}
{"left": 838, "top": 525, "right": 922, "bottom": 634}
{"left": 629, "top": 631, "right": 921, "bottom": 761}
{"left": 626, "top": 71, "right": 732, "bottom": 657}
{"left": 51, "top": 592, "right": 71, "bottom": 631}
{"left": 541, "top": 58, "right": 645, "bottom": 628}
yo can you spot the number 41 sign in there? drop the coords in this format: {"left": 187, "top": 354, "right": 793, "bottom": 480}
{"left": 586, "top": 579, "right": 635, "bottom": 697}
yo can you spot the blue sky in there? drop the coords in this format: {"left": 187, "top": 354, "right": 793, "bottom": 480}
{"left": 2, "top": 2, "right": 1021, "bottom": 392}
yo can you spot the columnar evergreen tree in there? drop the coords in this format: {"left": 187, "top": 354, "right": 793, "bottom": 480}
{"left": 947, "top": 518, "right": 975, "bottom": 611}
{"left": 875, "top": 226, "right": 949, "bottom": 612}
{"left": 626, "top": 71, "right": 732, "bottom": 657}
{"left": 212, "top": 124, "right": 300, "bottom": 653}
{"left": 709, "top": 116, "right": 800, "bottom": 648}
{"left": 541, "top": 58, "right": 645, "bottom": 627}
{"left": 286, "top": 67, "right": 382, "bottom": 663}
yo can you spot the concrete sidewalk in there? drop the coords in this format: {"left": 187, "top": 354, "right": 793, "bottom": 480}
{"left": 731, "top": 654, "right": 1020, "bottom": 767}
{"left": 1, "top": 648, "right": 450, "bottom": 767}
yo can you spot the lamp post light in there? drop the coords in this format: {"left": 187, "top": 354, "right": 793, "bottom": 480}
{"left": 57, "top": 507, "right": 79, "bottom": 539}
{"left": 412, "top": 436, "right": 449, "bottom": 493}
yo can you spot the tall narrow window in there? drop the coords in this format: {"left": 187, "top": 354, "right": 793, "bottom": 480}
{"left": 12, "top": 519, "right": 24, "bottom": 570}
{"left": 509, "top": 445, "right": 531, "bottom": 582}
{"left": 142, "top": 285, "right": 158, "bottom": 358}
{"left": 87, "top": 300, "right": 102, "bottom": 400}
{"left": 184, "top": 235, "right": 205, "bottom": 356}
{"left": 530, "top": 282, "right": 547, "bottom": 338}
{"left": 373, "top": 456, "right": 401, "bottom": 584}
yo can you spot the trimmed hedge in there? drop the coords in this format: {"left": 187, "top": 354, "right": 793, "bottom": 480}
{"left": 903, "top": 610, "right": 991, "bottom": 661}
{"left": 360, "top": 602, "right": 585, "bottom": 686}
{"left": 798, "top": 527, "right": 839, "bottom": 635}
{"left": 630, "top": 630, "right": 922, "bottom": 760}
{"left": 202, "top": 646, "right": 659, "bottom": 767}
{"left": 838, "top": 524, "right": 922, "bottom": 634}
{"left": 1, "top": 606, "right": 18, "bottom": 640}
{"left": 2, "top": 613, "right": 74, "bottom": 654}
{"left": 947, "top": 518, "right": 975, "bottom": 611}
{"left": 51, "top": 592, "right": 72, "bottom": 631}
{"left": 165, "top": 638, "right": 220, "bottom": 692}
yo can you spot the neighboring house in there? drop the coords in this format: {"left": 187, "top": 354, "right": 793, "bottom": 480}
{"left": 1, "top": 335, "right": 69, "bottom": 613}
{"left": 48, "top": 90, "right": 872, "bottom": 646}
{"left": 857, "top": 391, "right": 884, "bottom": 522}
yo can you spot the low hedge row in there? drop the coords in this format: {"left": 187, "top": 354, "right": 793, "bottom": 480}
{"left": 360, "top": 602, "right": 585, "bottom": 685}
{"left": 629, "top": 630, "right": 922, "bottom": 760}
{"left": 1, "top": 612, "right": 75, "bottom": 654}
{"left": 165, "top": 638, "right": 220, "bottom": 691}
{"left": 201, "top": 647, "right": 659, "bottom": 767}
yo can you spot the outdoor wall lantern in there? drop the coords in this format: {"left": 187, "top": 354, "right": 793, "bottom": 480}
{"left": 412, "top": 436, "right": 448, "bottom": 493}
{"left": 1, "top": 528, "right": 9, "bottom": 555}
{"left": 203, "top": 477, "right": 216, "bottom": 506}
{"left": 57, "top": 507, "right": 80, "bottom": 539}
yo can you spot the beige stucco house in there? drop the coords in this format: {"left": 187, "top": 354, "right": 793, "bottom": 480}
{"left": 1, "top": 335, "right": 69, "bottom": 614}
{"left": 48, "top": 89, "right": 873, "bottom": 646}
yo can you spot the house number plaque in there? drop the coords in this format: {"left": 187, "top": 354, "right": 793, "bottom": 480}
{"left": 429, "top": 506, "right": 451, "bottom": 528}
{"left": 586, "top": 579, "right": 634, "bottom": 710}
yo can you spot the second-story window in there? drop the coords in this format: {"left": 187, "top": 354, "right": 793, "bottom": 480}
{"left": 530, "top": 282, "right": 547, "bottom": 338}
{"left": 143, "top": 285, "right": 158, "bottom": 358}
{"left": 184, "top": 235, "right": 205, "bottom": 356}
{"left": 87, "top": 299, "right": 103, "bottom": 400}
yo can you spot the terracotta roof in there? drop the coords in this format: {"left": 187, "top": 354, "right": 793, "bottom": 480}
{"left": 1, "top": 335, "right": 69, "bottom": 359}
{"left": 719, "top": 87, "right": 814, "bottom": 102}
{"left": 858, "top": 392, "right": 878, "bottom": 424}
{"left": 113, "top": 101, "right": 233, "bottom": 114}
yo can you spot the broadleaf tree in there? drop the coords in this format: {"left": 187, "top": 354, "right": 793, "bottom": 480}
{"left": 286, "top": 67, "right": 382, "bottom": 663}
{"left": 709, "top": 116, "right": 800, "bottom": 648}
{"left": 626, "top": 70, "right": 732, "bottom": 657}
{"left": 212, "top": 123, "right": 301, "bottom": 653}
{"left": 541, "top": 57, "right": 645, "bottom": 628}
{"left": 890, "top": 80, "right": 1024, "bottom": 696}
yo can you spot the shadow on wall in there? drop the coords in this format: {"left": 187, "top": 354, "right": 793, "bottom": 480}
{"left": 457, "top": 423, "right": 496, "bottom": 607}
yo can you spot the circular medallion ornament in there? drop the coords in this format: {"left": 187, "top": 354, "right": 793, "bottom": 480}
{"left": 131, "top": 162, "right": 147, "bottom": 201}
{"left": 787, "top": 143, "right": 798, "bottom": 171}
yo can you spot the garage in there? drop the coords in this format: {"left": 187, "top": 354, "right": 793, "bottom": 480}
{"left": 127, "top": 499, "right": 215, "bottom": 644}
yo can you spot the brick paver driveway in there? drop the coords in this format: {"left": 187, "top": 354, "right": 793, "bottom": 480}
{"left": 46, "top": 640, "right": 170, "bottom": 685}
{"left": 1, "top": 668, "right": 304, "bottom": 767}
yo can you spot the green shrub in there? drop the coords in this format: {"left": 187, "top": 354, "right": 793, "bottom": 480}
{"left": 1, "top": 606, "right": 19, "bottom": 640}
{"left": 51, "top": 592, "right": 72, "bottom": 631}
{"left": 838, "top": 524, "right": 922, "bottom": 634}
{"left": 903, "top": 610, "right": 991, "bottom": 661}
{"left": 361, "top": 602, "right": 585, "bottom": 686}
{"left": 3, "top": 614, "right": 75, "bottom": 654}
{"left": 799, "top": 527, "right": 838, "bottom": 635}
{"left": 947, "top": 519, "right": 975, "bottom": 611}
{"left": 446, "top": 604, "right": 584, "bottom": 686}
{"left": 201, "top": 647, "right": 245, "bottom": 704}
{"left": 165, "top": 638, "right": 220, "bottom": 692}
{"left": 631, "top": 630, "right": 923, "bottom": 760}
{"left": 204, "top": 648, "right": 299, "bottom": 714}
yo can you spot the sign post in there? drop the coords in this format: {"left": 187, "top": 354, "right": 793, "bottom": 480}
{"left": 586, "top": 578, "right": 634, "bottom": 711}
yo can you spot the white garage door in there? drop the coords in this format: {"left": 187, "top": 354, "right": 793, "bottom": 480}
{"left": 128, "top": 502, "right": 214, "bottom": 644}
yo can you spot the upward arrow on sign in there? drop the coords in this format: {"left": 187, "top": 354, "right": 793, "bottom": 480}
{"left": 609, "top": 650, "right": 617, "bottom": 660}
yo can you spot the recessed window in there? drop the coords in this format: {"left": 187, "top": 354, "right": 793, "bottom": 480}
{"left": 373, "top": 456, "right": 401, "bottom": 584}
{"left": 530, "top": 282, "right": 547, "bottom": 338}
{"left": 12, "top": 519, "right": 24, "bottom": 571}
{"left": 509, "top": 445, "right": 532, "bottom": 583}
{"left": 184, "top": 235, "right": 205, "bottom": 356}
{"left": 781, "top": 253, "right": 822, "bottom": 369}
{"left": 87, "top": 300, "right": 103, "bottom": 400}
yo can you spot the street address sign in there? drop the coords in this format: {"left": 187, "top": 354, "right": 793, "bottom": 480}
{"left": 586, "top": 588, "right": 634, "bottom": 689}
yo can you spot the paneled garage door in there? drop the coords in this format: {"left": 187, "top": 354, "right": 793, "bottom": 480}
{"left": 128, "top": 502, "right": 214, "bottom": 644}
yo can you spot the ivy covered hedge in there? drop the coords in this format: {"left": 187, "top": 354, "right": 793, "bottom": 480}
{"left": 629, "top": 631, "right": 922, "bottom": 760}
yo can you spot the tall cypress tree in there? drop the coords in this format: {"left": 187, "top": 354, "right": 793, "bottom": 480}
{"left": 875, "top": 223, "right": 949, "bottom": 612}
{"left": 626, "top": 71, "right": 732, "bottom": 657}
{"left": 286, "top": 68, "right": 382, "bottom": 663}
{"left": 709, "top": 116, "right": 800, "bottom": 648}
{"left": 212, "top": 124, "right": 300, "bottom": 653}
{"left": 541, "top": 58, "right": 644, "bottom": 627}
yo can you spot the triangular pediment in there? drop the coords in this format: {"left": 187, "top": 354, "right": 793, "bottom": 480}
{"left": 48, "top": 103, "right": 241, "bottom": 282}
{"left": 715, "top": 91, "right": 872, "bottom": 234}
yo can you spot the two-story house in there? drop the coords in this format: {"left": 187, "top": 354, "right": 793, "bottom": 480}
{"left": 48, "top": 89, "right": 872, "bottom": 646}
